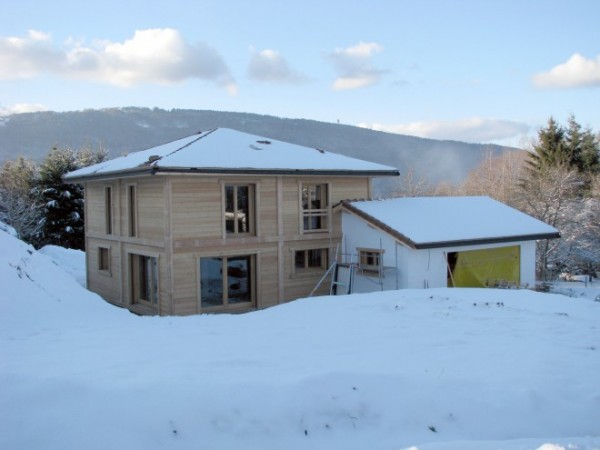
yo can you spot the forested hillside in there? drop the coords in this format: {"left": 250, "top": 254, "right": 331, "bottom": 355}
{"left": 0, "top": 107, "right": 517, "bottom": 189}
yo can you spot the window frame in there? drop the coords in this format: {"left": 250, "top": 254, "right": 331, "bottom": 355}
{"left": 299, "top": 182, "right": 330, "bottom": 233}
{"left": 127, "top": 184, "right": 138, "bottom": 238}
{"left": 222, "top": 182, "right": 256, "bottom": 237}
{"left": 104, "top": 186, "right": 113, "bottom": 235}
{"left": 98, "top": 246, "right": 111, "bottom": 274}
{"left": 130, "top": 253, "right": 159, "bottom": 307}
{"left": 198, "top": 254, "right": 256, "bottom": 311}
{"left": 293, "top": 247, "right": 329, "bottom": 277}
{"left": 358, "top": 248, "right": 384, "bottom": 274}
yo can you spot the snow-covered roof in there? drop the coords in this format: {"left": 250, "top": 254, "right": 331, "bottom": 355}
{"left": 64, "top": 128, "right": 399, "bottom": 181}
{"left": 341, "top": 196, "right": 560, "bottom": 249}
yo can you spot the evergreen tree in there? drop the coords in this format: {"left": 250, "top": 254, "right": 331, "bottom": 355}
{"left": 37, "top": 146, "right": 107, "bottom": 250}
{"left": 528, "top": 115, "right": 599, "bottom": 176}
{"left": 579, "top": 127, "right": 600, "bottom": 174}
{"left": 527, "top": 117, "right": 567, "bottom": 173}
{"left": 564, "top": 115, "right": 584, "bottom": 172}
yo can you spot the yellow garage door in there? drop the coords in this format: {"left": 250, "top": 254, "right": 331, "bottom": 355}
{"left": 447, "top": 246, "right": 520, "bottom": 288}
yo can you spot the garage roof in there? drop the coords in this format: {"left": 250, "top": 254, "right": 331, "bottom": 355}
{"left": 341, "top": 196, "right": 560, "bottom": 249}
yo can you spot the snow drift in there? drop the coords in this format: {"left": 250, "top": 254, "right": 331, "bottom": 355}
{"left": 0, "top": 225, "right": 599, "bottom": 450}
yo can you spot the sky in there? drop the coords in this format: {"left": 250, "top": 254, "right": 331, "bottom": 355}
{"left": 1, "top": 0, "right": 599, "bottom": 147}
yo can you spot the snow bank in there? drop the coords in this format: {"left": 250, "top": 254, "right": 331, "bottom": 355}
{"left": 0, "top": 227, "right": 599, "bottom": 450}
{"left": 38, "top": 244, "right": 87, "bottom": 287}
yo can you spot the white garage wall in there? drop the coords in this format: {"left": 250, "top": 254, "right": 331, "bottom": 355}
{"left": 341, "top": 211, "right": 538, "bottom": 293}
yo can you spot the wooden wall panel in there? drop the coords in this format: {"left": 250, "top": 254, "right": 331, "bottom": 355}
{"left": 256, "top": 249, "right": 279, "bottom": 309}
{"left": 86, "top": 239, "right": 122, "bottom": 304}
{"left": 85, "top": 182, "right": 115, "bottom": 236}
{"left": 171, "top": 254, "right": 199, "bottom": 315}
{"left": 257, "top": 178, "right": 278, "bottom": 237}
{"left": 137, "top": 179, "right": 165, "bottom": 241}
{"left": 170, "top": 178, "right": 222, "bottom": 239}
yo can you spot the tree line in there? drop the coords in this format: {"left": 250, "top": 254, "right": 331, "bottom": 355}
{"left": 0, "top": 146, "right": 107, "bottom": 250}
{"left": 2, "top": 116, "right": 599, "bottom": 280}
{"left": 394, "top": 115, "right": 600, "bottom": 280}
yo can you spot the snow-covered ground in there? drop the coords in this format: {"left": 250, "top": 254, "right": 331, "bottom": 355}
{"left": 1, "top": 226, "right": 599, "bottom": 450}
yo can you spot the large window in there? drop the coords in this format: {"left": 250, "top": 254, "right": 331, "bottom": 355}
{"left": 295, "top": 248, "right": 328, "bottom": 271}
{"left": 200, "top": 255, "right": 254, "bottom": 309}
{"left": 225, "top": 184, "right": 254, "bottom": 235}
{"left": 104, "top": 186, "right": 112, "bottom": 235}
{"left": 301, "top": 184, "right": 328, "bottom": 232}
{"left": 131, "top": 254, "right": 158, "bottom": 305}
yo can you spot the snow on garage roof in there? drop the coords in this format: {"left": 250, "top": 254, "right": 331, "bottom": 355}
{"left": 341, "top": 196, "right": 560, "bottom": 249}
{"left": 64, "top": 128, "right": 399, "bottom": 181}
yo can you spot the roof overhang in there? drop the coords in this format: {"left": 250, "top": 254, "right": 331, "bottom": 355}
{"left": 64, "top": 166, "right": 400, "bottom": 184}
{"left": 339, "top": 200, "right": 561, "bottom": 250}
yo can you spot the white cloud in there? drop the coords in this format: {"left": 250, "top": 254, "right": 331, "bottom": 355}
{"left": 247, "top": 49, "right": 308, "bottom": 84}
{"left": 328, "top": 42, "right": 385, "bottom": 91}
{"left": 0, "top": 29, "right": 236, "bottom": 92}
{"left": 0, "top": 30, "right": 63, "bottom": 79}
{"left": 358, "top": 117, "right": 530, "bottom": 144}
{"left": 0, "top": 103, "right": 47, "bottom": 117}
{"left": 533, "top": 53, "right": 600, "bottom": 89}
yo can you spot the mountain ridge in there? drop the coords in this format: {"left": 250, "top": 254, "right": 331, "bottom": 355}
{"left": 0, "top": 107, "right": 519, "bottom": 193}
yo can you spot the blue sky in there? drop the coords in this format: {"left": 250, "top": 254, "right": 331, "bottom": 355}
{"left": 1, "top": 0, "right": 599, "bottom": 146}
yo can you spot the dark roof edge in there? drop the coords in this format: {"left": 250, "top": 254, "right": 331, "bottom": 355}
{"left": 414, "top": 232, "right": 561, "bottom": 249}
{"left": 64, "top": 166, "right": 399, "bottom": 183}
{"left": 63, "top": 167, "right": 157, "bottom": 183}
{"left": 339, "top": 200, "right": 561, "bottom": 250}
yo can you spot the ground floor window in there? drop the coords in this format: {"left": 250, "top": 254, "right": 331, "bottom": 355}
{"left": 359, "top": 248, "right": 383, "bottom": 273}
{"left": 295, "top": 248, "right": 328, "bottom": 270}
{"left": 131, "top": 254, "right": 158, "bottom": 305}
{"left": 200, "top": 255, "right": 254, "bottom": 309}
{"left": 447, "top": 245, "right": 520, "bottom": 288}
{"left": 98, "top": 246, "right": 110, "bottom": 272}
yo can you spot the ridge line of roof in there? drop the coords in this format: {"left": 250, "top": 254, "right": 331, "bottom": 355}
{"left": 158, "top": 128, "right": 216, "bottom": 162}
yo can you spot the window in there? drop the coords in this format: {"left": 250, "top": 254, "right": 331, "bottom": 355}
{"left": 225, "top": 184, "right": 255, "bottom": 235}
{"left": 98, "top": 247, "right": 110, "bottom": 272}
{"left": 359, "top": 249, "right": 383, "bottom": 273}
{"left": 131, "top": 254, "right": 158, "bottom": 305}
{"left": 105, "top": 186, "right": 112, "bottom": 234}
{"left": 200, "top": 255, "right": 254, "bottom": 309}
{"left": 128, "top": 185, "right": 137, "bottom": 237}
{"left": 295, "top": 248, "right": 328, "bottom": 270}
{"left": 301, "top": 184, "right": 328, "bottom": 232}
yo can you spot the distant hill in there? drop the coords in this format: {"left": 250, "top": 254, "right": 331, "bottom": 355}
{"left": 0, "top": 107, "right": 519, "bottom": 195}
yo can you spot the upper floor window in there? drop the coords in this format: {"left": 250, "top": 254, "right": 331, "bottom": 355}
{"left": 104, "top": 186, "right": 112, "bottom": 235}
{"left": 128, "top": 185, "right": 137, "bottom": 237}
{"left": 225, "top": 184, "right": 255, "bottom": 235}
{"left": 301, "top": 184, "right": 328, "bottom": 232}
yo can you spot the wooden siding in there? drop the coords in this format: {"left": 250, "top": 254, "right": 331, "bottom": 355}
{"left": 83, "top": 173, "right": 373, "bottom": 315}
{"left": 86, "top": 240, "right": 121, "bottom": 304}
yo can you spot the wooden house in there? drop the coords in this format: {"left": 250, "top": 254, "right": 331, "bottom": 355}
{"left": 64, "top": 128, "right": 399, "bottom": 315}
{"left": 337, "top": 197, "right": 560, "bottom": 293}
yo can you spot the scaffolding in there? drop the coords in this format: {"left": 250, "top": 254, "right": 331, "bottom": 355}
{"left": 310, "top": 239, "right": 398, "bottom": 297}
